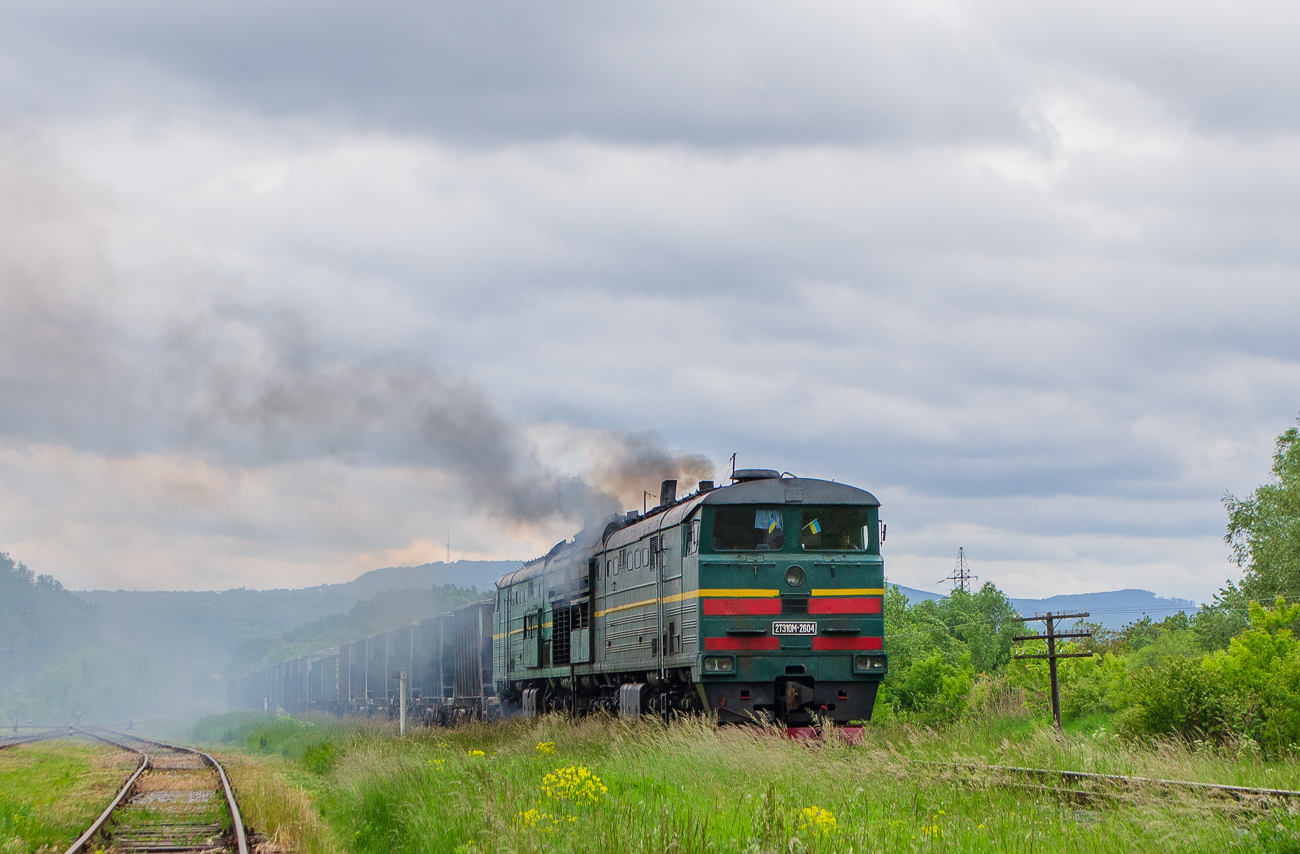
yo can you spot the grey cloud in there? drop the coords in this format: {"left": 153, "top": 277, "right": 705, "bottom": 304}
{"left": 0, "top": 140, "right": 710, "bottom": 531}
{"left": 1, "top": 1, "right": 1031, "bottom": 146}
{"left": 6, "top": 1, "right": 1300, "bottom": 148}
{"left": 2, "top": 0, "right": 1299, "bottom": 598}
{"left": 0, "top": 132, "right": 128, "bottom": 446}
{"left": 983, "top": 0, "right": 1300, "bottom": 136}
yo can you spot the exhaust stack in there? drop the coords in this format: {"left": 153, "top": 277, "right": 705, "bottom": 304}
{"left": 659, "top": 479, "right": 677, "bottom": 507}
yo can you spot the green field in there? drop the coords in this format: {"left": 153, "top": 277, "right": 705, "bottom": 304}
{"left": 0, "top": 739, "right": 138, "bottom": 854}
{"left": 195, "top": 712, "right": 1300, "bottom": 854}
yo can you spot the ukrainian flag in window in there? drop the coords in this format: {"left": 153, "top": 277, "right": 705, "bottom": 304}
{"left": 807, "top": 519, "right": 822, "bottom": 535}
{"left": 754, "top": 509, "right": 783, "bottom": 534}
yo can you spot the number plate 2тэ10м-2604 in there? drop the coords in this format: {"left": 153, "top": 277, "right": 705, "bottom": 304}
{"left": 771, "top": 621, "right": 817, "bottom": 635}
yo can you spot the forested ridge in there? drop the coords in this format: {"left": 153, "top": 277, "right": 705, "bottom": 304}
{"left": 0, "top": 554, "right": 100, "bottom": 695}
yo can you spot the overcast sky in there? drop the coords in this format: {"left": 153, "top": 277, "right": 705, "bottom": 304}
{"left": 1, "top": 0, "right": 1297, "bottom": 600}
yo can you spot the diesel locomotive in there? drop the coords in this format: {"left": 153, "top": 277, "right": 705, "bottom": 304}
{"left": 495, "top": 469, "right": 886, "bottom": 727}
{"left": 230, "top": 469, "right": 887, "bottom": 728}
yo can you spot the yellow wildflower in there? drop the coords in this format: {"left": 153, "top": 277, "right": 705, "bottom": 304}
{"left": 467, "top": 749, "right": 486, "bottom": 758}
{"left": 541, "top": 765, "right": 609, "bottom": 804}
{"left": 536, "top": 741, "right": 556, "bottom": 756}
{"left": 797, "top": 806, "right": 838, "bottom": 837}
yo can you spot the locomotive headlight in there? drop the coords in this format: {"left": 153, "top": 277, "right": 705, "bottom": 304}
{"left": 784, "top": 565, "right": 805, "bottom": 587}
{"left": 854, "top": 654, "right": 887, "bottom": 674}
{"left": 702, "top": 656, "right": 735, "bottom": 674}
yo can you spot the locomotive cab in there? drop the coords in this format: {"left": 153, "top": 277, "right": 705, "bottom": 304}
{"left": 693, "top": 474, "right": 886, "bottom": 726}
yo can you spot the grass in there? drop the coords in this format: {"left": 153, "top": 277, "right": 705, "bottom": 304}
{"left": 0, "top": 739, "right": 138, "bottom": 854}
{"left": 215, "top": 751, "right": 344, "bottom": 854}
{"left": 193, "top": 711, "right": 1300, "bottom": 854}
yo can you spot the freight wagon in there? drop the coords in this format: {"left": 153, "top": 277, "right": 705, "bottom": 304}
{"left": 228, "top": 600, "right": 496, "bottom": 723}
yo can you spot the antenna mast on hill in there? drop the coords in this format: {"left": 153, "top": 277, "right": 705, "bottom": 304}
{"left": 944, "top": 547, "right": 977, "bottom": 593}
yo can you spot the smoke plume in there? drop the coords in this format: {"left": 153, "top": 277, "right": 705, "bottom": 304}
{"left": 170, "top": 301, "right": 713, "bottom": 526}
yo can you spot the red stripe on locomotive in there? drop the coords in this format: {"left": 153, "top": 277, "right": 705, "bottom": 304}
{"left": 704, "top": 636, "right": 782, "bottom": 651}
{"left": 703, "top": 598, "right": 783, "bottom": 616}
{"left": 807, "top": 597, "right": 882, "bottom": 615}
{"left": 812, "top": 636, "right": 883, "bottom": 650}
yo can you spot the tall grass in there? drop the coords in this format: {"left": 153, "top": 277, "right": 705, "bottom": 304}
{"left": 0, "top": 739, "right": 138, "bottom": 853}
{"left": 196, "top": 712, "right": 1300, "bottom": 853}
{"left": 217, "top": 751, "right": 344, "bottom": 854}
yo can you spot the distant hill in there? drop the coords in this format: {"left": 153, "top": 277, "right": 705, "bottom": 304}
{"left": 74, "top": 560, "right": 522, "bottom": 710}
{"left": 346, "top": 561, "right": 522, "bottom": 598}
{"left": 76, "top": 560, "right": 521, "bottom": 654}
{"left": 888, "top": 584, "right": 1197, "bottom": 630}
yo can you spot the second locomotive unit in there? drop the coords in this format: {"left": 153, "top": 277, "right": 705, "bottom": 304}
{"left": 495, "top": 469, "right": 886, "bottom": 727}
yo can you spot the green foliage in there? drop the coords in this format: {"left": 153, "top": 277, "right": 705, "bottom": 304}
{"left": 1113, "top": 598, "right": 1300, "bottom": 755}
{"left": 914, "top": 583, "right": 1021, "bottom": 673}
{"left": 1125, "top": 626, "right": 1203, "bottom": 671}
{"left": 882, "top": 582, "right": 1015, "bottom": 722}
{"left": 1058, "top": 653, "right": 1129, "bottom": 720}
{"left": 1225, "top": 418, "right": 1300, "bottom": 602}
{"left": 891, "top": 651, "right": 975, "bottom": 724}
{"left": 1192, "top": 582, "right": 1251, "bottom": 651}
{"left": 0, "top": 552, "right": 101, "bottom": 700}
{"left": 1116, "top": 655, "right": 1229, "bottom": 742}
{"left": 1201, "top": 598, "right": 1300, "bottom": 753}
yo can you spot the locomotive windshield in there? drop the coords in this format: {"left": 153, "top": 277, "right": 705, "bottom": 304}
{"left": 799, "top": 506, "right": 870, "bottom": 551}
{"left": 712, "top": 506, "right": 785, "bottom": 551}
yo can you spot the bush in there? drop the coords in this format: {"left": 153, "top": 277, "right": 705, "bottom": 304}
{"left": 891, "top": 652, "right": 974, "bottom": 725}
{"left": 1115, "top": 656, "right": 1229, "bottom": 742}
{"left": 1061, "top": 653, "right": 1129, "bottom": 720}
{"left": 1113, "top": 598, "right": 1300, "bottom": 755}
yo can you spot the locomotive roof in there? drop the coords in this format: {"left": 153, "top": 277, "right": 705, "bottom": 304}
{"left": 495, "top": 476, "right": 878, "bottom": 589}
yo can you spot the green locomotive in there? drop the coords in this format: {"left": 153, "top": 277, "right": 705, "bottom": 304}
{"left": 494, "top": 469, "right": 886, "bottom": 728}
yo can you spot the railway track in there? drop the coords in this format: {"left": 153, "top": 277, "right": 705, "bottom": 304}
{"left": 62, "top": 729, "right": 250, "bottom": 854}
{"left": 930, "top": 760, "right": 1300, "bottom": 809}
{"left": 0, "top": 726, "right": 74, "bottom": 749}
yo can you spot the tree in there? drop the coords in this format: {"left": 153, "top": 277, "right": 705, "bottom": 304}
{"left": 0, "top": 553, "right": 101, "bottom": 697}
{"left": 1224, "top": 417, "right": 1300, "bottom": 602}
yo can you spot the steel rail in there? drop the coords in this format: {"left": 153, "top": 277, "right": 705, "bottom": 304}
{"left": 0, "top": 727, "right": 73, "bottom": 749}
{"left": 99, "top": 729, "right": 250, "bottom": 854}
{"left": 932, "top": 760, "right": 1300, "bottom": 802}
{"left": 61, "top": 731, "right": 151, "bottom": 854}
{"left": 2, "top": 725, "right": 251, "bottom": 853}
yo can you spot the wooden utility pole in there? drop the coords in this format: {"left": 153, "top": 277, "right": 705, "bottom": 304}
{"left": 1012, "top": 611, "right": 1094, "bottom": 731}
